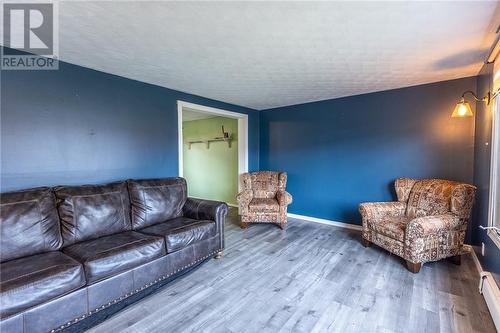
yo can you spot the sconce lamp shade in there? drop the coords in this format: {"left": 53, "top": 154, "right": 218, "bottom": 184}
{"left": 451, "top": 98, "right": 473, "bottom": 117}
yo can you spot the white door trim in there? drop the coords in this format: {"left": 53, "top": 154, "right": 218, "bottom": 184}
{"left": 177, "top": 100, "right": 249, "bottom": 191}
{"left": 487, "top": 67, "right": 500, "bottom": 249}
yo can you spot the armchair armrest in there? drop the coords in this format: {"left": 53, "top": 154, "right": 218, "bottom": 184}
{"left": 183, "top": 198, "right": 228, "bottom": 249}
{"left": 406, "top": 214, "right": 461, "bottom": 238}
{"left": 236, "top": 189, "right": 253, "bottom": 204}
{"left": 451, "top": 184, "right": 476, "bottom": 219}
{"left": 236, "top": 189, "right": 253, "bottom": 214}
{"left": 359, "top": 201, "right": 407, "bottom": 221}
{"left": 276, "top": 191, "right": 292, "bottom": 207}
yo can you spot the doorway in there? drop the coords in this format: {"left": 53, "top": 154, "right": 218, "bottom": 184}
{"left": 177, "top": 101, "right": 248, "bottom": 206}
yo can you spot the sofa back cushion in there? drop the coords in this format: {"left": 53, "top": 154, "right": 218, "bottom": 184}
{"left": 0, "top": 187, "right": 62, "bottom": 262}
{"left": 406, "top": 179, "right": 458, "bottom": 218}
{"left": 54, "top": 182, "right": 131, "bottom": 246}
{"left": 128, "top": 178, "right": 187, "bottom": 229}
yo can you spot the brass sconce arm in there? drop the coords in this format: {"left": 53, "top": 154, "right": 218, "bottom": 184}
{"left": 461, "top": 90, "right": 485, "bottom": 102}
{"left": 462, "top": 88, "right": 500, "bottom": 105}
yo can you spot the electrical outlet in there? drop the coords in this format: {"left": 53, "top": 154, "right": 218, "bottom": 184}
{"left": 481, "top": 242, "right": 485, "bottom": 256}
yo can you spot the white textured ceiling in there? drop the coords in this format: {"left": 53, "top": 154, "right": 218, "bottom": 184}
{"left": 57, "top": 1, "right": 499, "bottom": 110}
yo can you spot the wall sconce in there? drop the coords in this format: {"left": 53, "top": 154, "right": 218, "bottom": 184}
{"left": 451, "top": 33, "right": 500, "bottom": 118}
{"left": 452, "top": 89, "right": 500, "bottom": 118}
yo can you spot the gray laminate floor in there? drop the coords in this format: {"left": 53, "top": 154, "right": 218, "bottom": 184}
{"left": 88, "top": 208, "right": 496, "bottom": 333}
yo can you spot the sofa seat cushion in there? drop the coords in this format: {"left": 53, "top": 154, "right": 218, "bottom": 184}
{"left": 63, "top": 231, "right": 165, "bottom": 284}
{"left": 368, "top": 216, "right": 412, "bottom": 240}
{"left": 0, "top": 252, "right": 85, "bottom": 318}
{"left": 140, "top": 217, "right": 216, "bottom": 253}
{"left": 248, "top": 198, "right": 280, "bottom": 213}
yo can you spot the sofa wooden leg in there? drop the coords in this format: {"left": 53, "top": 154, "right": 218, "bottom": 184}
{"left": 240, "top": 222, "right": 248, "bottom": 229}
{"left": 215, "top": 251, "right": 223, "bottom": 259}
{"left": 448, "top": 255, "right": 461, "bottom": 265}
{"left": 406, "top": 261, "right": 422, "bottom": 273}
{"left": 279, "top": 222, "right": 286, "bottom": 230}
{"left": 362, "top": 238, "right": 371, "bottom": 247}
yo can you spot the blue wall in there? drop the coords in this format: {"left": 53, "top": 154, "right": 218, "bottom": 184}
{"left": 472, "top": 63, "right": 499, "bottom": 283}
{"left": 0, "top": 50, "right": 486, "bottom": 248}
{"left": 260, "top": 77, "right": 476, "bottom": 226}
{"left": 0, "top": 55, "right": 259, "bottom": 191}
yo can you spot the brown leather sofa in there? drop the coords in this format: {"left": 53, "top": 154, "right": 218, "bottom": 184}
{"left": 0, "top": 178, "right": 227, "bottom": 333}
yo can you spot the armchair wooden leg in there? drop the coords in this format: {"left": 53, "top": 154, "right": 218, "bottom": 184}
{"left": 362, "top": 238, "right": 372, "bottom": 247}
{"left": 279, "top": 222, "right": 286, "bottom": 230}
{"left": 240, "top": 222, "right": 248, "bottom": 229}
{"left": 215, "top": 251, "right": 223, "bottom": 259}
{"left": 406, "top": 261, "right": 422, "bottom": 273}
{"left": 447, "top": 255, "right": 461, "bottom": 265}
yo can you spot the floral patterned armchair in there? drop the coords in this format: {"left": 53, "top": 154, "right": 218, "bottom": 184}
{"left": 236, "top": 171, "right": 292, "bottom": 229}
{"left": 359, "top": 178, "right": 476, "bottom": 273}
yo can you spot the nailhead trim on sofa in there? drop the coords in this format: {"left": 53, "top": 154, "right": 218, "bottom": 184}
{"left": 50, "top": 249, "right": 220, "bottom": 333}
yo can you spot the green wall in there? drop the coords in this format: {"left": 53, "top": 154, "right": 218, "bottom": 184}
{"left": 183, "top": 116, "right": 238, "bottom": 205}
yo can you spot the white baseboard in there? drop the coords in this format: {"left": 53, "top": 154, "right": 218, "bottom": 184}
{"left": 480, "top": 272, "right": 500, "bottom": 332}
{"left": 467, "top": 245, "right": 500, "bottom": 332}
{"left": 287, "top": 213, "right": 362, "bottom": 231}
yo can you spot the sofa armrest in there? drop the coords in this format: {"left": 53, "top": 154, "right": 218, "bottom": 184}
{"left": 406, "top": 214, "right": 461, "bottom": 238}
{"left": 183, "top": 197, "right": 228, "bottom": 222}
{"left": 183, "top": 198, "right": 228, "bottom": 245}
{"left": 276, "top": 191, "right": 292, "bottom": 207}
{"left": 359, "top": 201, "right": 407, "bottom": 221}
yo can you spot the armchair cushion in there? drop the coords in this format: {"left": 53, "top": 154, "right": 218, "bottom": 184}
{"left": 406, "top": 179, "right": 458, "bottom": 218}
{"left": 369, "top": 216, "right": 412, "bottom": 240}
{"left": 359, "top": 201, "right": 407, "bottom": 221}
{"left": 395, "top": 178, "right": 417, "bottom": 202}
{"left": 249, "top": 198, "right": 279, "bottom": 213}
{"left": 250, "top": 171, "right": 280, "bottom": 198}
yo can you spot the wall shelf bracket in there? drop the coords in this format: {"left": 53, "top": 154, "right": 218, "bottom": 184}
{"left": 186, "top": 135, "right": 232, "bottom": 150}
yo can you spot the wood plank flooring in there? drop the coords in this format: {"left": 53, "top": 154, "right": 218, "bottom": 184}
{"left": 87, "top": 208, "right": 496, "bottom": 333}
